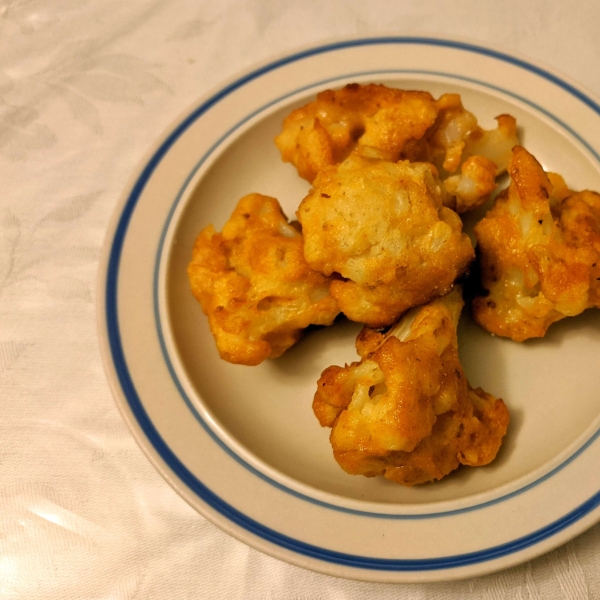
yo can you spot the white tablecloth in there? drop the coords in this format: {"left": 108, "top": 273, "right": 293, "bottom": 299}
{"left": 2, "top": 0, "right": 599, "bottom": 597}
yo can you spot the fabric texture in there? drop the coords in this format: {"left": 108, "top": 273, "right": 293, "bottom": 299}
{"left": 1, "top": 0, "right": 599, "bottom": 597}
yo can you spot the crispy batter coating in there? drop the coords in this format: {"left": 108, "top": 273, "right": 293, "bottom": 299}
{"left": 296, "top": 151, "right": 475, "bottom": 327}
{"left": 472, "top": 146, "right": 600, "bottom": 341}
{"left": 313, "top": 289, "right": 510, "bottom": 486}
{"left": 276, "top": 86, "right": 519, "bottom": 213}
{"left": 404, "top": 94, "right": 519, "bottom": 212}
{"left": 188, "top": 193, "right": 340, "bottom": 365}
{"left": 275, "top": 83, "right": 439, "bottom": 182}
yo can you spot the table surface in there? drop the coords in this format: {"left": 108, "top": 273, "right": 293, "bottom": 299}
{"left": 2, "top": 1, "right": 599, "bottom": 598}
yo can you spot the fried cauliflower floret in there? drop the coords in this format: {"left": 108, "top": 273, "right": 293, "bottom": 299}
{"left": 187, "top": 193, "right": 340, "bottom": 365}
{"left": 275, "top": 83, "right": 439, "bottom": 182}
{"left": 404, "top": 94, "right": 519, "bottom": 213}
{"left": 472, "top": 146, "right": 600, "bottom": 341}
{"left": 443, "top": 155, "right": 498, "bottom": 214}
{"left": 313, "top": 289, "right": 509, "bottom": 486}
{"left": 297, "top": 151, "right": 474, "bottom": 327}
{"left": 277, "top": 86, "right": 519, "bottom": 214}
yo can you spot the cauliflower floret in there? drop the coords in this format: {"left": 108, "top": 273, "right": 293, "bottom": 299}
{"left": 187, "top": 193, "right": 340, "bottom": 365}
{"left": 275, "top": 83, "right": 439, "bottom": 182}
{"left": 404, "top": 94, "right": 519, "bottom": 213}
{"left": 313, "top": 288, "right": 510, "bottom": 486}
{"left": 297, "top": 151, "right": 474, "bottom": 327}
{"left": 461, "top": 113, "right": 519, "bottom": 175}
{"left": 443, "top": 155, "right": 498, "bottom": 214}
{"left": 276, "top": 86, "right": 519, "bottom": 214}
{"left": 472, "top": 146, "right": 600, "bottom": 341}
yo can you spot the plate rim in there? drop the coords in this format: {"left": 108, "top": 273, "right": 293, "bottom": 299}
{"left": 97, "top": 33, "right": 600, "bottom": 583}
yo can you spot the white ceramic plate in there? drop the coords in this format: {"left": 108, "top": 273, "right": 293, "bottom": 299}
{"left": 97, "top": 35, "right": 600, "bottom": 583}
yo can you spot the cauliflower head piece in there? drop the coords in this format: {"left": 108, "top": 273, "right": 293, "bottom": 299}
{"left": 313, "top": 288, "right": 510, "bottom": 486}
{"left": 472, "top": 146, "right": 600, "bottom": 341}
{"left": 297, "top": 151, "right": 475, "bottom": 327}
{"left": 275, "top": 83, "right": 439, "bottom": 182}
{"left": 188, "top": 193, "right": 340, "bottom": 365}
{"left": 276, "top": 86, "right": 519, "bottom": 214}
{"left": 403, "top": 94, "right": 520, "bottom": 213}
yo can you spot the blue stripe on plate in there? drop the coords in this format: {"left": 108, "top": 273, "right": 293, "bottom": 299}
{"left": 106, "top": 36, "right": 600, "bottom": 570}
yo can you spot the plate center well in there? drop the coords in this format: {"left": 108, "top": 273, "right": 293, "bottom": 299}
{"left": 165, "top": 78, "right": 600, "bottom": 505}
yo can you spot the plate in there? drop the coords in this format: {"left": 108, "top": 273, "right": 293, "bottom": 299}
{"left": 97, "top": 35, "right": 600, "bottom": 583}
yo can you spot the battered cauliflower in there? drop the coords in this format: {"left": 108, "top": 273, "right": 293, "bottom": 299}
{"left": 443, "top": 155, "right": 498, "bottom": 214}
{"left": 313, "top": 289, "right": 510, "bottom": 486}
{"left": 188, "top": 193, "right": 340, "bottom": 365}
{"left": 403, "top": 94, "right": 519, "bottom": 213}
{"left": 296, "top": 150, "right": 475, "bottom": 327}
{"left": 472, "top": 146, "right": 600, "bottom": 341}
{"left": 276, "top": 86, "right": 519, "bottom": 213}
{"left": 275, "top": 83, "right": 439, "bottom": 182}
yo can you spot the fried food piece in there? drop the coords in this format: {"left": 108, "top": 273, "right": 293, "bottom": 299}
{"left": 313, "top": 289, "right": 509, "bottom": 486}
{"left": 297, "top": 150, "right": 475, "bottom": 327}
{"left": 276, "top": 86, "right": 519, "bottom": 213}
{"left": 443, "top": 155, "right": 498, "bottom": 214}
{"left": 472, "top": 146, "right": 600, "bottom": 341}
{"left": 404, "top": 94, "right": 519, "bottom": 213}
{"left": 275, "top": 83, "right": 439, "bottom": 182}
{"left": 188, "top": 193, "right": 340, "bottom": 365}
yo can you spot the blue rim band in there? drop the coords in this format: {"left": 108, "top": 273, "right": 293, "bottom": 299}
{"left": 106, "top": 36, "right": 600, "bottom": 571}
